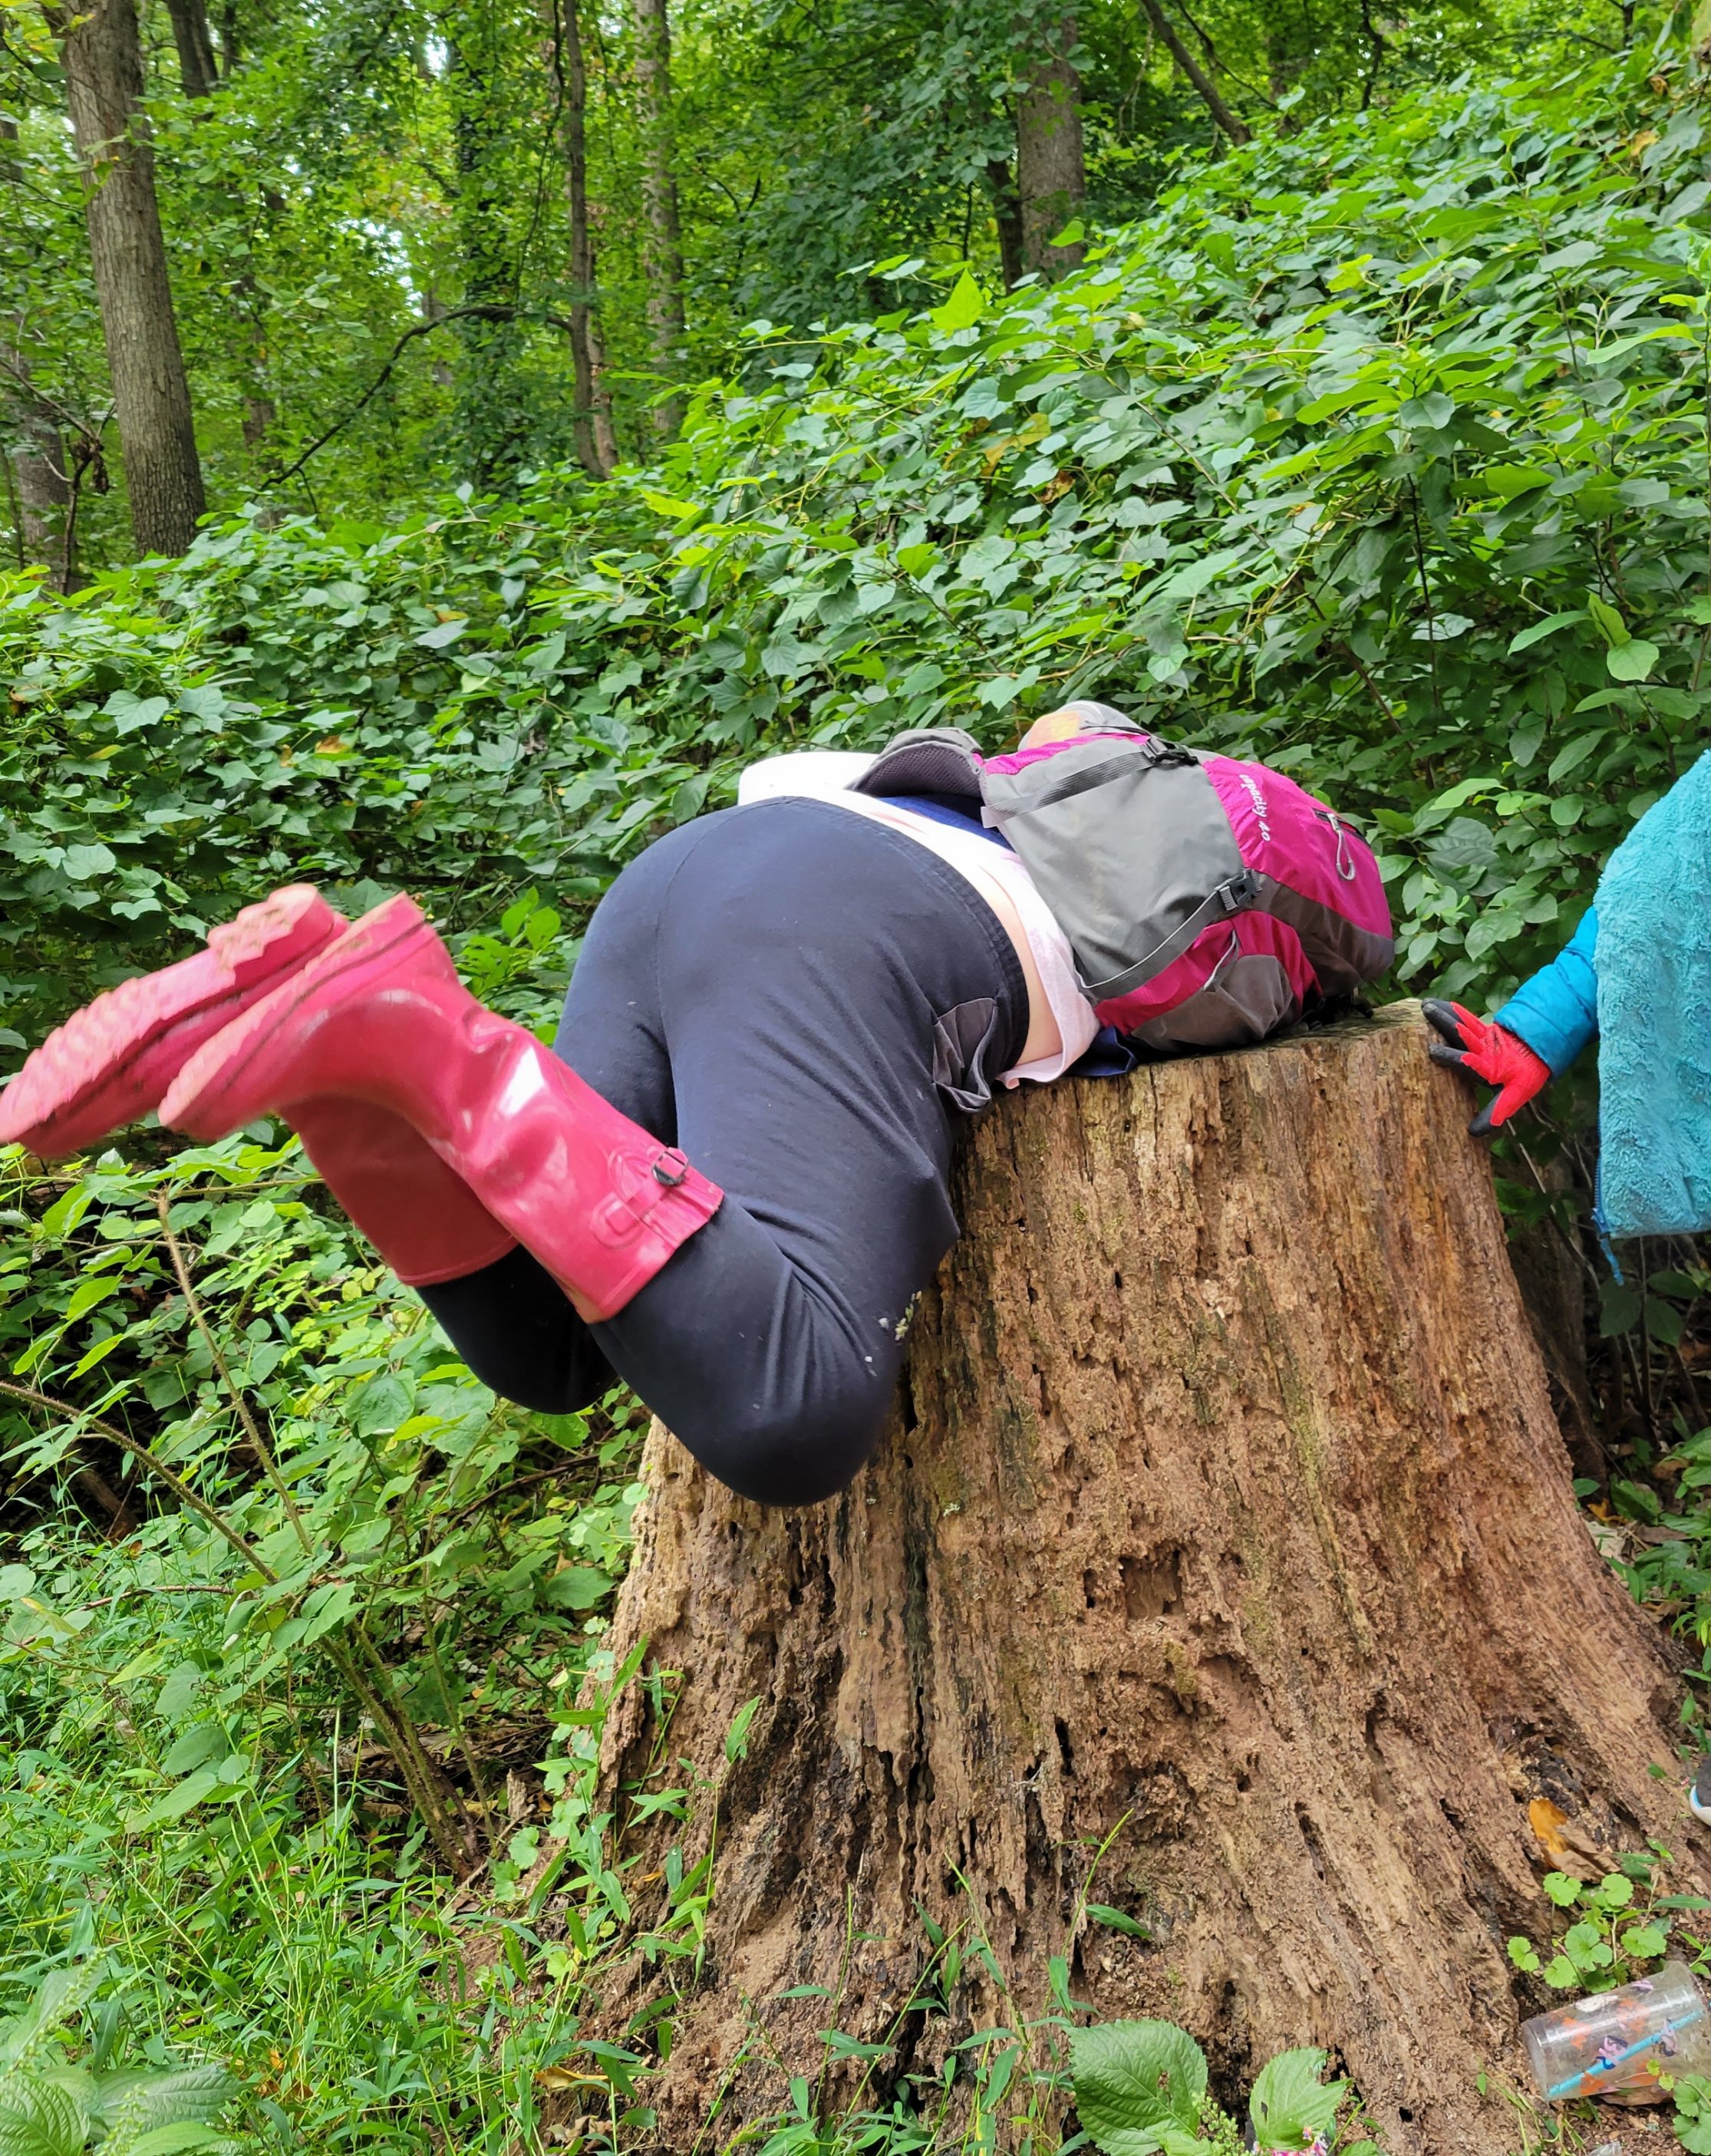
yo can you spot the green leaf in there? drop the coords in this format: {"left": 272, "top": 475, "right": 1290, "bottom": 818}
{"left": 414, "top": 618, "right": 467, "bottom": 649}
{"left": 1086, "top": 1904, "right": 1152, "bottom": 1940}
{"left": 1612, "top": 1478, "right": 1663, "bottom": 1525}
{"left": 1070, "top": 2020, "right": 1207, "bottom": 2154}
{"left": 1586, "top": 591, "right": 1629, "bottom": 647}
{"left": 1484, "top": 466, "right": 1554, "bottom": 502}
{"left": 61, "top": 1275, "right": 119, "bottom": 1324}
{"left": 1618, "top": 1922, "right": 1668, "bottom": 1958}
{"left": 96, "top": 2063, "right": 236, "bottom": 2138}
{"left": 639, "top": 490, "right": 703, "bottom": 523}
{"left": 724, "top": 1696, "right": 762, "bottom": 1762}
{"left": 1400, "top": 392, "right": 1455, "bottom": 429}
{"left": 124, "top": 2127, "right": 226, "bottom": 2155}
{"left": 61, "top": 843, "right": 117, "bottom": 884}
{"left": 1507, "top": 609, "right": 1585, "bottom": 654}
{"left": 153, "top": 1664, "right": 204, "bottom": 1733}
{"left": 104, "top": 691, "right": 170, "bottom": 735}
{"left": 1248, "top": 2048, "right": 1347, "bottom": 2150}
{"left": 0, "top": 1966, "right": 106, "bottom": 2076}
{"left": 0, "top": 2075, "right": 85, "bottom": 2156}
{"left": 160, "top": 1723, "right": 223, "bottom": 1776}
{"left": 930, "top": 272, "right": 986, "bottom": 333}
{"left": 38, "top": 1188, "right": 93, "bottom": 1239}
{"left": 542, "top": 1565, "right": 609, "bottom": 1612}
{"left": 1547, "top": 729, "right": 1607, "bottom": 784}
{"left": 1506, "top": 1936, "right": 1541, "bottom": 1971}
{"left": 1606, "top": 638, "right": 1659, "bottom": 682}
{"left": 129, "top": 1765, "right": 223, "bottom": 1828}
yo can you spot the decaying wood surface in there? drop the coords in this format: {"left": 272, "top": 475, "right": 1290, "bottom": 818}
{"left": 575, "top": 1003, "right": 1698, "bottom": 2152}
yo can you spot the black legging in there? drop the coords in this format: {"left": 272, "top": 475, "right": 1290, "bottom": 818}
{"left": 418, "top": 799, "right": 1028, "bottom": 1505}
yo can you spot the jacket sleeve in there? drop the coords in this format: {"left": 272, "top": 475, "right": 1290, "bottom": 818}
{"left": 1491, "top": 906, "right": 1599, "bottom": 1076}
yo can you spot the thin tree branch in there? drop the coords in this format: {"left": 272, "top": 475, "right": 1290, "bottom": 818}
{"left": 155, "top": 1188, "right": 312, "bottom": 1557}
{"left": 1171, "top": 0, "right": 1279, "bottom": 107}
{"left": 262, "top": 303, "right": 576, "bottom": 487}
{"left": 0, "top": 1375, "right": 277, "bottom": 1576}
{"left": 1137, "top": 0, "right": 1250, "bottom": 144}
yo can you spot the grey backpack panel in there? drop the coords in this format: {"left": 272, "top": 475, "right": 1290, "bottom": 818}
{"left": 980, "top": 738, "right": 1245, "bottom": 1000}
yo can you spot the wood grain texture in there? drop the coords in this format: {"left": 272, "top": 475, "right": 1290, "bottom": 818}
{"left": 580, "top": 1004, "right": 1696, "bottom": 2150}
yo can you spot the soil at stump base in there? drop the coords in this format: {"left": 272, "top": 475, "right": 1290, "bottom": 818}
{"left": 576, "top": 1003, "right": 1702, "bottom": 2152}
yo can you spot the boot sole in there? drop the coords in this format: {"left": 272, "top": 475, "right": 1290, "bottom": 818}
{"left": 0, "top": 886, "right": 341, "bottom": 1157}
{"left": 160, "top": 895, "right": 435, "bottom": 1140}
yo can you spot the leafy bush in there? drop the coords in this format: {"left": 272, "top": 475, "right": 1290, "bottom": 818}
{"left": 1507, "top": 1860, "right": 1682, "bottom": 1991}
{"left": 0, "top": 1960, "right": 239, "bottom": 2155}
{"left": 7, "top": 45, "right": 1711, "bottom": 1042}
{"left": 0, "top": 1561, "right": 688, "bottom": 2152}
{"left": 0, "top": 1134, "right": 646, "bottom": 1874}
{"left": 1068, "top": 2017, "right": 1359, "bottom": 2155}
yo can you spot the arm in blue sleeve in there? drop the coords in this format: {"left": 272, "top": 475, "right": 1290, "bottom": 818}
{"left": 1491, "top": 906, "right": 1598, "bottom": 1076}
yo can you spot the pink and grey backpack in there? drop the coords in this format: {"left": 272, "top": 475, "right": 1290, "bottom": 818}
{"left": 853, "top": 701, "right": 1393, "bottom": 1054}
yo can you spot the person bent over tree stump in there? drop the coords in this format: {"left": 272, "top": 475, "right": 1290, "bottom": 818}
{"left": 7, "top": 704, "right": 1705, "bottom": 2149}
{"left": 578, "top": 1006, "right": 1697, "bottom": 2155}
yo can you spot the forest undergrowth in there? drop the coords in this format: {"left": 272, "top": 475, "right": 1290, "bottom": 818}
{"left": 12, "top": 36, "right": 1711, "bottom": 2154}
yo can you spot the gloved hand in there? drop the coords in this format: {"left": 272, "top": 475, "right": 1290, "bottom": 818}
{"left": 1423, "top": 1000, "right": 1552, "bottom": 1136}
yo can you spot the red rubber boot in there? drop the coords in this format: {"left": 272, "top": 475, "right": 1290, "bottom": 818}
{"left": 159, "top": 895, "right": 723, "bottom": 1322}
{"left": 0, "top": 886, "right": 342, "bottom": 1158}
{"left": 288, "top": 1100, "right": 519, "bottom": 1287}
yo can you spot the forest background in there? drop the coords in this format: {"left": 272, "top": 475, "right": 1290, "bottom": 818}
{"left": 4, "top": 0, "right": 1711, "bottom": 2147}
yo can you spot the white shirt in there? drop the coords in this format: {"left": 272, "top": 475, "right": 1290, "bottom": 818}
{"left": 736, "top": 750, "right": 1098, "bottom": 1086}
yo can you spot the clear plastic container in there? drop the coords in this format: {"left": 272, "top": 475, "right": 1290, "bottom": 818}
{"left": 1523, "top": 1962, "right": 1711, "bottom": 2102}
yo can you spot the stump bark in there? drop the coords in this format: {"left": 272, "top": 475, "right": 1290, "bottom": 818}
{"left": 587, "top": 1004, "right": 1698, "bottom": 2152}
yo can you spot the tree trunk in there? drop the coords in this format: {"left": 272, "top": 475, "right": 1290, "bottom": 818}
{"left": 1016, "top": 14, "right": 1085, "bottom": 279}
{"left": 51, "top": 0, "right": 206, "bottom": 558}
{"left": 569, "top": 1004, "right": 1697, "bottom": 2151}
{"left": 986, "top": 155, "right": 1025, "bottom": 290}
{"left": 165, "top": 0, "right": 218, "bottom": 99}
{"left": 1, "top": 387, "right": 74, "bottom": 587}
{"left": 169, "top": 32, "right": 278, "bottom": 461}
{"left": 543, "top": 0, "right": 617, "bottom": 476}
{"left": 0, "top": 120, "right": 77, "bottom": 588}
{"left": 631, "top": 0, "right": 684, "bottom": 436}
{"left": 1141, "top": 0, "right": 1251, "bottom": 146}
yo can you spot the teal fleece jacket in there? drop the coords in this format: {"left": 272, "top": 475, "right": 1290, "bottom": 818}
{"left": 1493, "top": 906, "right": 1599, "bottom": 1076}
{"left": 1488, "top": 748, "right": 1711, "bottom": 1241}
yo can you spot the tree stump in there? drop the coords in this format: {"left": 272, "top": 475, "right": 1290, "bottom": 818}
{"left": 588, "top": 1004, "right": 1697, "bottom": 2152}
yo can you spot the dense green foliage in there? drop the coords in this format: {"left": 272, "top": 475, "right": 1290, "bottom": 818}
{"left": 1, "top": 0, "right": 1624, "bottom": 556}
{"left": 8, "top": 43, "right": 1711, "bottom": 1037}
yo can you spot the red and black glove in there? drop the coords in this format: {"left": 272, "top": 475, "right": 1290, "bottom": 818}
{"left": 1422, "top": 1000, "right": 1551, "bottom": 1137}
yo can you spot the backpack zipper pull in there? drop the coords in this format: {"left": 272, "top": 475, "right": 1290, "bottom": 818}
{"left": 1319, "top": 809, "right": 1358, "bottom": 882}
